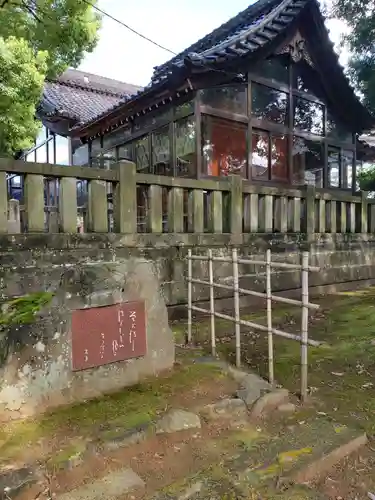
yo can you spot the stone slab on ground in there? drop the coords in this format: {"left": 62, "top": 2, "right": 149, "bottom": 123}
{"left": 236, "top": 373, "right": 271, "bottom": 407}
{"left": 0, "top": 466, "right": 38, "bottom": 498}
{"left": 155, "top": 409, "right": 201, "bottom": 434}
{"left": 56, "top": 468, "right": 145, "bottom": 500}
{"left": 200, "top": 398, "right": 247, "bottom": 422}
{"left": 228, "top": 417, "right": 367, "bottom": 488}
{"left": 250, "top": 388, "right": 289, "bottom": 419}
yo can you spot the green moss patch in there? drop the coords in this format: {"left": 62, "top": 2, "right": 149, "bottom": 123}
{"left": 174, "top": 288, "right": 375, "bottom": 436}
{"left": 0, "top": 362, "right": 222, "bottom": 464}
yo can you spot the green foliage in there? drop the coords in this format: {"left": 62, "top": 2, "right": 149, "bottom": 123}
{"left": 0, "top": 0, "right": 101, "bottom": 156}
{"left": 0, "top": 291, "right": 54, "bottom": 327}
{"left": 0, "top": 36, "right": 47, "bottom": 156}
{"left": 357, "top": 164, "right": 375, "bottom": 191}
{"left": 331, "top": 0, "right": 375, "bottom": 113}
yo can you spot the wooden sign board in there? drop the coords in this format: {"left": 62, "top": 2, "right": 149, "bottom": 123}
{"left": 71, "top": 301, "right": 146, "bottom": 371}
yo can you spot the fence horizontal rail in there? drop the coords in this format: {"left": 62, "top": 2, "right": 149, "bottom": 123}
{"left": 190, "top": 305, "right": 321, "bottom": 346}
{"left": 189, "top": 255, "right": 320, "bottom": 272}
{"left": 3, "top": 157, "right": 374, "bottom": 236}
{"left": 188, "top": 277, "right": 319, "bottom": 310}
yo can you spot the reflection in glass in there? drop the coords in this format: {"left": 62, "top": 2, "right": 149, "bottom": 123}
{"left": 134, "top": 136, "right": 151, "bottom": 173}
{"left": 202, "top": 116, "right": 247, "bottom": 177}
{"left": 102, "top": 149, "right": 116, "bottom": 169}
{"left": 328, "top": 148, "right": 340, "bottom": 187}
{"left": 252, "top": 83, "right": 288, "bottom": 125}
{"left": 152, "top": 126, "right": 172, "bottom": 175}
{"left": 293, "top": 62, "right": 322, "bottom": 99}
{"left": 342, "top": 150, "right": 354, "bottom": 189}
{"left": 292, "top": 137, "right": 323, "bottom": 187}
{"left": 118, "top": 143, "right": 133, "bottom": 161}
{"left": 252, "top": 57, "right": 289, "bottom": 84}
{"left": 252, "top": 131, "right": 269, "bottom": 180}
{"left": 294, "top": 98, "right": 324, "bottom": 135}
{"left": 271, "top": 135, "right": 288, "bottom": 181}
{"left": 175, "top": 117, "right": 196, "bottom": 177}
{"left": 72, "top": 143, "right": 89, "bottom": 166}
{"left": 326, "top": 112, "right": 353, "bottom": 143}
{"left": 201, "top": 85, "right": 247, "bottom": 115}
{"left": 175, "top": 100, "right": 194, "bottom": 117}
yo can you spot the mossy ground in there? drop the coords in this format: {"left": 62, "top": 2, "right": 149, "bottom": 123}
{"left": 174, "top": 287, "right": 375, "bottom": 437}
{"left": 0, "top": 362, "right": 223, "bottom": 464}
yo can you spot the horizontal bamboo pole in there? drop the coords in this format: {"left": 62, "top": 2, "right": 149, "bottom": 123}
{"left": 188, "top": 277, "right": 319, "bottom": 310}
{"left": 188, "top": 254, "right": 319, "bottom": 272}
{"left": 190, "top": 305, "right": 321, "bottom": 347}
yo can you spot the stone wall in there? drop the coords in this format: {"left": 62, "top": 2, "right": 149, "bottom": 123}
{"left": 0, "top": 232, "right": 375, "bottom": 421}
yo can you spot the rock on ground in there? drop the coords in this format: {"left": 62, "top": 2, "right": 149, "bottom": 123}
{"left": 56, "top": 468, "right": 144, "bottom": 500}
{"left": 236, "top": 373, "right": 271, "bottom": 407}
{"left": 201, "top": 398, "right": 247, "bottom": 421}
{"left": 155, "top": 409, "right": 201, "bottom": 434}
{"left": 250, "top": 388, "right": 289, "bottom": 419}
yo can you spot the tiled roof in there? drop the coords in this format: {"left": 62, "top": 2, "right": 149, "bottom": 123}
{"left": 39, "top": 68, "right": 143, "bottom": 125}
{"left": 151, "top": 0, "right": 306, "bottom": 84}
{"left": 74, "top": 0, "right": 374, "bottom": 135}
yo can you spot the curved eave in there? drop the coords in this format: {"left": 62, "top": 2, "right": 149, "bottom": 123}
{"left": 72, "top": 67, "right": 190, "bottom": 140}
{"left": 303, "top": 1, "right": 374, "bottom": 133}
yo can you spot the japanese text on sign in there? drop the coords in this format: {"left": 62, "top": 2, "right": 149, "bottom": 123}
{"left": 71, "top": 301, "right": 146, "bottom": 371}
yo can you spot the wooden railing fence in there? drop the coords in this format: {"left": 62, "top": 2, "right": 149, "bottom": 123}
{"left": 1, "top": 158, "right": 374, "bottom": 235}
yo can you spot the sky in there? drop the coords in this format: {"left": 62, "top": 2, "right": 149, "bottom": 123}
{"left": 79, "top": 0, "right": 350, "bottom": 87}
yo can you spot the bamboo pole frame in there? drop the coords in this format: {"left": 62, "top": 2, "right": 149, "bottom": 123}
{"left": 186, "top": 248, "right": 320, "bottom": 401}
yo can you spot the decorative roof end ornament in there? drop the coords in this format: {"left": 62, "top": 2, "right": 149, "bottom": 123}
{"left": 276, "top": 30, "right": 314, "bottom": 66}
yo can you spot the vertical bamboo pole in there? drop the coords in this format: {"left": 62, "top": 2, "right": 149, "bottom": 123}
{"left": 187, "top": 248, "right": 192, "bottom": 344}
{"left": 266, "top": 249, "right": 274, "bottom": 385}
{"left": 232, "top": 247, "right": 241, "bottom": 367}
{"left": 208, "top": 249, "right": 216, "bottom": 357}
{"left": 301, "top": 251, "right": 309, "bottom": 402}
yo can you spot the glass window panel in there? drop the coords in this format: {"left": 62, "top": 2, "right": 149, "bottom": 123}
{"left": 154, "top": 131, "right": 171, "bottom": 174}
{"left": 175, "top": 100, "right": 194, "bottom": 118}
{"left": 292, "top": 62, "right": 323, "bottom": 99}
{"left": 252, "top": 57, "right": 289, "bottom": 85}
{"left": 72, "top": 143, "right": 89, "bottom": 166}
{"left": 102, "top": 149, "right": 116, "bottom": 169}
{"left": 294, "top": 98, "right": 324, "bottom": 135}
{"left": 35, "top": 143, "right": 47, "bottom": 163}
{"left": 326, "top": 112, "right": 353, "bottom": 143}
{"left": 252, "top": 130, "right": 269, "bottom": 180}
{"left": 55, "top": 135, "right": 69, "bottom": 165}
{"left": 252, "top": 83, "right": 288, "bottom": 125}
{"left": 202, "top": 116, "right": 247, "bottom": 177}
{"left": 48, "top": 136, "right": 55, "bottom": 164}
{"left": 134, "top": 136, "right": 151, "bottom": 173}
{"left": 342, "top": 150, "right": 354, "bottom": 189}
{"left": 271, "top": 134, "right": 288, "bottom": 181}
{"left": 292, "top": 137, "right": 323, "bottom": 187}
{"left": 118, "top": 143, "right": 133, "bottom": 161}
{"left": 102, "top": 126, "right": 132, "bottom": 150}
{"left": 201, "top": 85, "right": 247, "bottom": 115}
{"left": 175, "top": 116, "right": 196, "bottom": 178}
{"left": 26, "top": 150, "right": 36, "bottom": 162}
{"left": 328, "top": 148, "right": 340, "bottom": 187}
{"left": 152, "top": 126, "right": 172, "bottom": 175}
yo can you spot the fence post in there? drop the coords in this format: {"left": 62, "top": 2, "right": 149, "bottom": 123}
{"left": 113, "top": 160, "right": 137, "bottom": 233}
{"left": 301, "top": 251, "right": 309, "bottom": 403}
{"left": 0, "top": 172, "right": 7, "bottom": 233}
{"left": 229, "top": 175, "right": 243, "bottom": 241}
{"left": 59, "top": 177, "right": 77, "bottom": 233}
{"left": 24, "top": 174, "right": 45, "bottom": 232}
{"left": 187, "top": 248, "right": 192, "bottom": 344}
{"left": 266, "top": 249, "right": 274, "bottom": 385}
{"left": 305, "top": 185, "right": 315, "bottom": 239}
{"left": 360, "top": 191, "right": 368, "bottom": 233}
{"left": 208, "top": 249, "right": 216, "bottom": 357}
{"left": 7, "top": 199, "right": 21, "bottom": 234}
{"left": 232, "top": 247, "right": 241, "bottom": 367}
{"left": 88, "top": 180, "right": 108, "bottom": 232}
